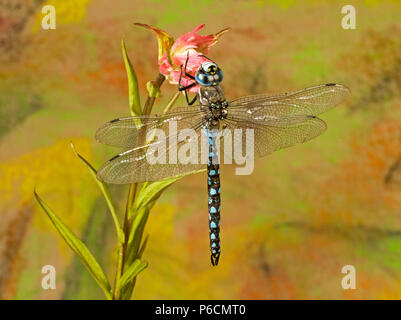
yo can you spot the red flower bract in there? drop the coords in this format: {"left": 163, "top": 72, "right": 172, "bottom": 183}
{"left": 135, "top": 23, "right": 229, "bottom": 92}
{"left": 159, "top": 48, "right": 208, "bottom": 91}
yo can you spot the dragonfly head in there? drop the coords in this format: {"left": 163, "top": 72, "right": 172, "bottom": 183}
{"left": 195, "top": 62, "right": 223, "bottom": 87}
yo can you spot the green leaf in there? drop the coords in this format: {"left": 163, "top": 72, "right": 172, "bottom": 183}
{"left": 70, "top": 142, "right": 125, "bottom": 244}
{"left": 34, "top": 190, "right": 112, "bottom": 300}
{"left": 134, "top": 169, "right": 205, "bottom": 211}
{"left": 126, "top": 207, "right": 150, "bottom": 263}
{"left": 137, "top": 234, "right": 149, "bottom": 259}
{"left": 117, "top": 259, "right": 148, "bottom": 290}
{"left": 122, "top": 39, "right": 142, "bottom": 117}
{"left": 125, "top": 170, "right": 205, "bottom": 266}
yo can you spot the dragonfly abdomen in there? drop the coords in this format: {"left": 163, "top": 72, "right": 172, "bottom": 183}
{"left": 207, "top": 132, "right": 221, "bottom": 266}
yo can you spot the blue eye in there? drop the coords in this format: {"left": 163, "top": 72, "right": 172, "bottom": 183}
{"left": 195, "top": 62, "right": 223, "bottom": 87}
{"left": 195, "top": 72, "right": 212, "bottom": 86}
{"left": 216, "top": 69, "right": 223, "bottom": 82}
{"left": 195, "top": 67, "right": 223, "bottom": 86}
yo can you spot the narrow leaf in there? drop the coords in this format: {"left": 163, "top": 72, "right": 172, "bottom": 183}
{"left": 70, "top": 142, "right": 124, "bottom": 244}
{"left": 137, "top": 234, "right": 149, "bottom": 259}
{"left": 126, "top": 170, "right": 205, "bottom": 266}
{"left": 126, "top": 207, "right": 150, "bottom": 262}
{"left": 117, "top": 259, "right": 148, "bottom": 290}
{"left": 134, "top": 169, "right": 205, "bottom": 211}
{"left": 34, "top": 190, "right": 112, "bottom": 300}
{"left": 122, "top": 39, "right": 142, "bottom": 116}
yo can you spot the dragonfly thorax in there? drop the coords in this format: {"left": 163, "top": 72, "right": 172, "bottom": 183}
{"left": 199, "top": 86, "right": 228, "bottom": 125}
{"left": 200, "top": 98, "right": 228, "bottom": 129}
{"left": 199, "top": 86, "right": 226, "bottom": 105}
{"left": 200, "top": 101, "right": 228, "bottom": 129}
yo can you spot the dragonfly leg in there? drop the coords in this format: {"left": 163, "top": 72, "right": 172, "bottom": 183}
{"left": 182, "top": 51, "right": 196, "bottom": 79}
{"left": 178, "top": 52, "right": 196, "bottom": 87}
{"left": 178, "top": 63, "right": 198, "bottom": 105}
{"left": 178, "top": 80, "right": 197, "bottom": 92}
{"left": 185, "top": 91, "right": 198, "bottom": 105}
{"left": 178, "top": 65, "right": 197, "bottom": 91}
{"left": 178, "top": 79, "right": 197, "bottom": 105}
{"left": 184, "top": 72, "right": 196, "bottom": 80}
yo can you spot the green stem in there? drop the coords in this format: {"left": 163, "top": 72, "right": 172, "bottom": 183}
{"left": 113, "top": 179, "right": 138, "bottom": 300}
{"left": 113, "top": 72, "right": 167, "bottom": 300}
{"left": 142, "top": 73, "right": 165, "bottom": 116}
{"left": 112, "top": 245, "right": 124, "bottom": 299}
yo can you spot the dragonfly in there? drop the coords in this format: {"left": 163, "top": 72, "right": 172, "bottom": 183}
{"left": 95, "top": 57, "right": 350, "bottom": 266}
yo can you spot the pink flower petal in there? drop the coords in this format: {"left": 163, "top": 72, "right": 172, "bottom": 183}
{"left": 172, "top": 24, "right": 217, "bottom": 56}
{"left": 156, "top": 24, "right": 229, "bottom": 90}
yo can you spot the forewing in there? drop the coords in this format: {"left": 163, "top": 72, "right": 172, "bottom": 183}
{"left": 229, "top": 83, "right": 350, "bottom": 117}
{"left": 95, "top": 107, "right": 203, "bottom": 148}
{"left": 221, "top": 114, "right": 327, "bottom": 158}
{"left": 96, "top": 116, "right": 206, "bottom": 184}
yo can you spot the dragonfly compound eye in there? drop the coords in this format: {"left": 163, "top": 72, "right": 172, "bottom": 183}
{"left": 196, "top": 62, "right": 224, "bottom": 87}
{"left": 195, "top": 71, "right": 212, "bottom": 86}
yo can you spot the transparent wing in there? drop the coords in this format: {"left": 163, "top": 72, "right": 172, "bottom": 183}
{"left": 221, "top": 114, "right": 327, "bottom": 158}
{"left": 95, "top": 107, "right": 204, "bottom": 148}
{"left": 96, "top": 116, "right": 207, "bottom": 184}
{"left": 228, "top": 83, "right": 350, "bottom": 117}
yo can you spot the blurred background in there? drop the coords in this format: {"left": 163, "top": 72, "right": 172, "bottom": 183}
{"left": 1, "top": 0, "right": 401, "bottom": 299}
